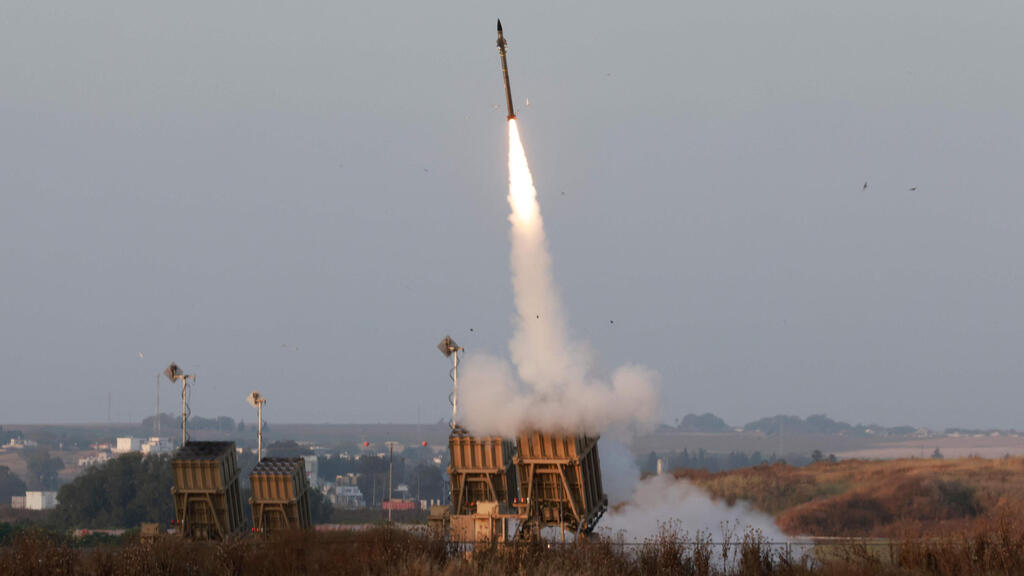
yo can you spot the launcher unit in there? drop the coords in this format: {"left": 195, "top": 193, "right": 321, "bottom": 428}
{"left": 171, "top": 441, "right": 246, "bottom": 540}
{"left": 249, "top": 457, "right": 312, "bottom": 532}
{"left": 445, "top": 428, "right": 608, "bottom": 542}
{"left": 447, "top": 427, "right": 517, "bottom": 516}
{"left": 513, "top": 432, "right": 607, "bottom": 539}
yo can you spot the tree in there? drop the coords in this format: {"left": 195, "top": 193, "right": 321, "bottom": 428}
{"left": 812, "top": 450, "right": 824, "bottom": 463}
{"left": 54, "top": 453, "right": 174, "bottom": 529}
{"left": 932, "top": 448, "right": 944, "bottom": 459}
{"left": 22, "top": 448, "right": 64, "bottom": 490}
{"left": 264, "top": 440, "right": 310, "bottom": 459}
{"left": 0, "top": 465, "right": 27, "bottom": 504}
{"left": 409, "top": 462, "right": 443, "bottom": 501}
{"left": 308, "top": 488, "right": 333, "bottom": 523}
{"left": 677, "top": 413, "right": 732, "bottom": 433}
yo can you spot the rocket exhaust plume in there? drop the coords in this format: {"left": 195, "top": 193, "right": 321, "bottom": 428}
{"left": 459, "top": 113, "right": 659, "bottom": 436}
{"left": 459, "top": 24, "right": 786, "bottom": 542}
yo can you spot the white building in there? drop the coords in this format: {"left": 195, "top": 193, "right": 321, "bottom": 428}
{"left": 25, "top": 491, "right": 58, "bottom": 510}
{"left": 4, "top": 438, "right": 38, "bottom": 450}
{"left": 78, "top": 453, "right": 112, "bottom": 468}
{"left": 141, "top": 437, "right": 174, "bottom": 455}
{"left": 334, "top": 485, "right": 366, "bottom": 509}
{"left": 114, "top": 437, "right": 143, "bottom": 453}
{"left": 301, "top": 454, "right": 319, "bottom": 488}
{"left": 394, "top": 483, "right": 411, "bottom": 501}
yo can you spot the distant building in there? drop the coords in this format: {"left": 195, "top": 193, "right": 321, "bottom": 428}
{"left": 301, "top": 454, "right": 319, "bottom": 488}
{"left": 141, "top": 437, "right": 174, "bottom": 455}
{"left": 335, "top": 473, "right": 360, "bottom": 487}
{"left": 114, "top": 437, "right": 143, "bottom": 453}
{"left": 382, "top": 500, "right": 415, "bottom": 511}
{"left": 394, "top": 483, "right": 411, "bottom": 501}
{"left": 4, "top": 438, "right": 38, "bottom": 450}
{"left": 25, "top": 491, "right": 58, "bottom": 510}
{"left": 334, "top": 485, "right": 366, "bottom": 509}
{"left": 78, "top": 453, "right": 111, "bottom": 468}
{"left": 11, "top": 496, "right": 25, "bottom": 509}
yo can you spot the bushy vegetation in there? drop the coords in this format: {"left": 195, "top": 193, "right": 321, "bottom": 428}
{"left": 0, "top": 465, "right": 27, "bottom": 504}
{"left": 20, "top": 447, "right": 65, "bottom": 490}
{"left": 677, "top": 457, "right": 1024, "bottom": 537}
{"left": 6, "top": 517, "right": 1024, "bottom": 575}
{"left": 53, "top": 453, "right": 174, "bottom": 529}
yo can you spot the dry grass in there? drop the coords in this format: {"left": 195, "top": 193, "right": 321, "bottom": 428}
{"left": 675, "top": 457, "right": 1024, "bottom": 537}
{"left": 6, "top": 522, "right": 1024, "bottom": 575}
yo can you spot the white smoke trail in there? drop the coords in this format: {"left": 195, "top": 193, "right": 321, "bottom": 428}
{"left": 459, "top": 119, "right": 659, "bottom": 436}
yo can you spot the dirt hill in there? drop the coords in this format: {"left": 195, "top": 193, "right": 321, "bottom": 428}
{"left": 674, "top": 456, "right": 1024, "bottom": 537}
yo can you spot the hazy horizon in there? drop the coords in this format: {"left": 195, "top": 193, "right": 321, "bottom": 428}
{"left": 2, "top": 2, "right": 1021, "bottom": 429}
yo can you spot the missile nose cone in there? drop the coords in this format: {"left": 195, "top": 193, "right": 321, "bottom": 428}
{"left": 497, "top": 19, "right": 503, "bottom": 33}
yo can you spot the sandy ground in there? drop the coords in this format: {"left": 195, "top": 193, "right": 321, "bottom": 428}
{"left": 0, "top": 449, "right": 98, "bottom": 485}
{"left": 835, "top": 435, "right": 1024, "bottom": 459}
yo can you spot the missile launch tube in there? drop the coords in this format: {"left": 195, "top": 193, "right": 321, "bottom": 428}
{"left": 497, "top": 20, "right": 515, "bottom": 119}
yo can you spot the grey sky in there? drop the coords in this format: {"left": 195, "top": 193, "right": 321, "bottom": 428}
{"left": 1, "top": 2, "right": 1021, "bottom": 428}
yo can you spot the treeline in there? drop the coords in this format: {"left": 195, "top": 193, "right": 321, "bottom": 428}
{"left": 140, "top": 413, "right": 246, "bottom": 433}
{"left": 673, "top": 412, "right": 918, "bottom": 437}
{"left": 0, "top": 426, "right": 21, "bottom": 445}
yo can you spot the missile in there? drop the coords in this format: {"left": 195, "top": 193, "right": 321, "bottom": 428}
{"left": 496, "top": 19, "right": 515, "bottom": 120}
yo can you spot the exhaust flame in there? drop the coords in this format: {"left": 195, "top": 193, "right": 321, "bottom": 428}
{"left": 458, "top": 119, "right": 659, "bottom": 437}
{"left": 507, "top": 119, "right": 539, "bottom": 225}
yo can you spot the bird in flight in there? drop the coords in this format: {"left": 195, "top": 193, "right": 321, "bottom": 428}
{"left": 862, "top": 181, "right": 869, "bottom": 191}
{"left": 908, "top": 186, "right": 918, "bottom": 191}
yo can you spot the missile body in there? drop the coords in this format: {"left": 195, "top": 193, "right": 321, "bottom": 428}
{"left": 496, "top": 19, "right": 515, "bottom": 120}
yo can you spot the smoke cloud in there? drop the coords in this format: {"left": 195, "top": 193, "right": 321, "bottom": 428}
{"left": 591, "top": 437, "right": 787, "bottom": 542}
{"left": 459, "top": 120, "right": 659, "bottom": 436}
{"left": 600, "top": 474, "right": 788, "bottom": 543}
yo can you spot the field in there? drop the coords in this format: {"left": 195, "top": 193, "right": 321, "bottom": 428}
{"left": 632, "top": 431, "right": 1024, "bottom": 461}
{"left": 675, "top": 457, "right": 1024, "bottom": 537}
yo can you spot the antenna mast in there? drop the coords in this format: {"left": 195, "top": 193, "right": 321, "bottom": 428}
{"left": 164, "top": 363, "right": 194, "bottom": 446}
{"left": 247, "top": 391, "right": 267, "bottom": 461}
{"left": 437, "top": 336, "right": 464, "bottom": 428}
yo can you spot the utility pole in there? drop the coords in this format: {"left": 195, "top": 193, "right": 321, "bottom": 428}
{"left": 155, "top": 373, "right": 160, "bottom": 436}
{"left": 388, "top": 443, "right": 394, "bottom": 523}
